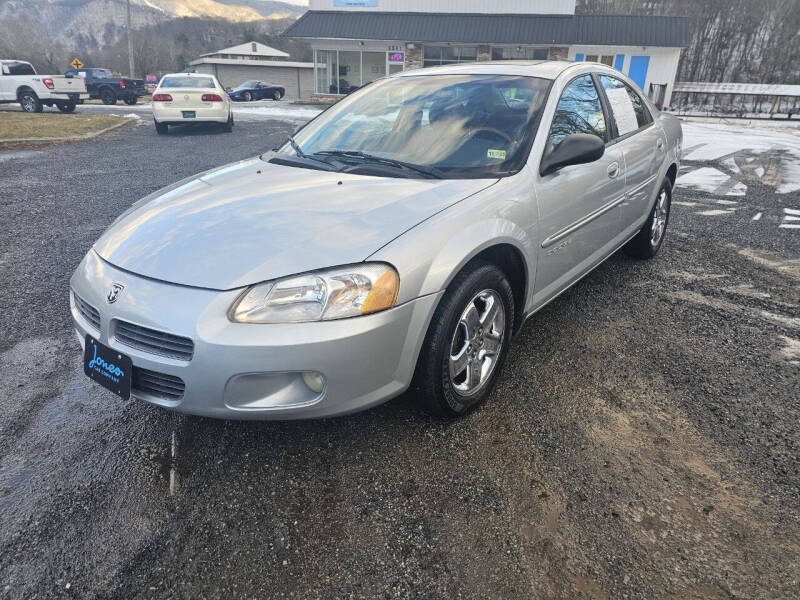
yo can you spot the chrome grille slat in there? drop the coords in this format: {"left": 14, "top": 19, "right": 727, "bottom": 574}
{"left": 115, "top": 320, "right": 194, "bottom": 361}
{"left": 73, "top": 292, "right": 100, "bottom": 331}
{"left": 132, "top": 367, "right": 185, "bottom": 400}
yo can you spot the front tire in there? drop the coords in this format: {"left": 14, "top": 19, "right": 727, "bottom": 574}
{"left": 19, "top": 91, "right": 42, "bottom": 113}
{"left": 55, "top": 101, "right": 76, "bottom": 113}
{"left": 415, "top": 261, "right": 514, "bottom": 417}
{"left": 100, "top": 88, "right": 117, "bottom": 105}
{"left": 243, "top": 91, "right": 252, "bottom": 102}
{"left": 624, "top": 179, "right": 672, "bottom": 259}
{"left": 155, "top": 121, "right": 168, "bottom": 135}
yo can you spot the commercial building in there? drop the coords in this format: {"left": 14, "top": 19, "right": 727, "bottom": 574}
{"left": 189, "top": 42, "right": 314, "bottom": 99}
{"left": 283, "top": 0, "right": 689, "bottom": 107}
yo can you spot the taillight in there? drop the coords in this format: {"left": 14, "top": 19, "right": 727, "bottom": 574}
{"left": 43, "top": 78, "right": 54, "bottom": 89}
{"left": 120, "top": 80, "right": 126, "bottom": 89}
{"left": 201, "top": 94, "right": 223, "bottom": 102}
{"left": 152, "top": 93, "right": 172, "bottom": 102}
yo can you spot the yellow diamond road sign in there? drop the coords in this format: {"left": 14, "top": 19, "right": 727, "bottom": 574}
{"left": 71, "top": 58, "right": 84, "bottom": 70}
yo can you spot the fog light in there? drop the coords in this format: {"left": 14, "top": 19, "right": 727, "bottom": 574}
{"left": 302, "top": 371, "right": 325, "bottom": 394}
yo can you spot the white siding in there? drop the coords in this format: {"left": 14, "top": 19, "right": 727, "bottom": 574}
{"left": 568, "top": 46, "right": 682, "bottom": 107}
{"left": 308, "top": 0, "right": 575, "bottom": 15}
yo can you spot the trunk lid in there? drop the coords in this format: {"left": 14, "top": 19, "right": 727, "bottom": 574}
{"left": 159, "top": 88, "right": 215, "bottom": 105}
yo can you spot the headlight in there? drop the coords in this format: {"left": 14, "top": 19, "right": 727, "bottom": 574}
{"left": 229, "top": 263, "right": 399, "bottom": 323}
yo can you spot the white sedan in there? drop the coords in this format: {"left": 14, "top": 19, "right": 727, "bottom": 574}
{"left": 152, "top": 73, "right": 233, "bottom": 134}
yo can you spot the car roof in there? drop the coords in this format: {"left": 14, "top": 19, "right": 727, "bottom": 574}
{"left": 393, "top": 60, "right": 589, "bottom": 81}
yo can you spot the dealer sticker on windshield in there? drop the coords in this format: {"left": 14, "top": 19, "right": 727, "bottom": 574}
{"left": 487, "top": 149, "right": 507, "bottom": 160}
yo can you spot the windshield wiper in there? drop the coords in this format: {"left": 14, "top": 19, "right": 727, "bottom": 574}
{"left": 314, "top": 150, "right": 444, "bottom": 179}
{"left": 282, "top": 136, "right": 338, "bottom": 170}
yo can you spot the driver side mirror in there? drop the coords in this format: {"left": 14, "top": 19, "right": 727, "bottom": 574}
{"left": 540, "top": 133, "right": 605, "bottom": 177}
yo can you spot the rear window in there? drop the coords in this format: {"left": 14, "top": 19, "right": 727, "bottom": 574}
{"left": 160, "top": 76, "right": 215, "bottom": 89}
{"left": 3, "top": 62, "right": 35, "bottom": 76}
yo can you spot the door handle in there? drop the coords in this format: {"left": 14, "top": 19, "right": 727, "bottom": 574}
{"left": 607, "top": 162, "right": 620, "bottom": 179}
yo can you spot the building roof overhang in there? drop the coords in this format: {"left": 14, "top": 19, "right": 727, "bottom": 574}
{"left": 282, "top": 11, "right": 691, "bottom": 48}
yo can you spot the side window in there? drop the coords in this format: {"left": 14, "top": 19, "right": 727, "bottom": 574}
{"left": 599, "top": 75, "right": 652, "bottom": 137}
{"left": 547, "top": 75, "right": 607, "bottom": 150}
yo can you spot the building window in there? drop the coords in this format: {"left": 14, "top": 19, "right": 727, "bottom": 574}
{"left": 251, "top": 43, "right": 257, "bottom": 52}
{"left": 582, "top": 54, "right": 615, "bottom": 66}
{"left": 314, "top": 49, "right": 405, "bottom": 95}
{"left": 423, "top": 46, "right": 478, "bottom": 68}
{"left": 491, "top": 47, "right": 549, "bottom": 61}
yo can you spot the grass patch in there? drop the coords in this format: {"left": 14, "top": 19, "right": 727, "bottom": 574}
{"left": 0, "top": 113, "right": 131, "bottom": 140}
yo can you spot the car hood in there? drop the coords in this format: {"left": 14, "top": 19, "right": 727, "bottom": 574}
{"left": 94, "top": 158, "right": 496, "bottom": 290}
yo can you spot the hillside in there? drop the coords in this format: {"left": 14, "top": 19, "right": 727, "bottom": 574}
{"left": 0, "top": 0, "right": 305, "bottom": 49}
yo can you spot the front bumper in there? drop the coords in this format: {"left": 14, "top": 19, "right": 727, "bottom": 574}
{"left": 153, "top": 102, "right": 229, "bottom": 124}
{"left": 69, "top": 251, "right": 439, "bottom": 419}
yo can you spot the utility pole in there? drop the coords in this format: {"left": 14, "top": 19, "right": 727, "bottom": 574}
{"left": 127, "top": 0, "right": 135, "bottom": 78}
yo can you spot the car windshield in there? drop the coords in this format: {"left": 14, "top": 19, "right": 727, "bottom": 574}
{"left": 160, "top": 76, "right": 215, "bottom": 88}
{"left": 280, "top": 74, "right": 550, "bottom": 179}
{"left": 238, "top": 81, "right": 259, "bottom": 89}
{"left": 93, "top": 69, "right": 113, "bottom": 78}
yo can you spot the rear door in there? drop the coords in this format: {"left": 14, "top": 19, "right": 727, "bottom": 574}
{"left": 597, "top": 75, "right": 662, "bottom": 229}
{"left": 533, "top": 74, "right": 625, "bottom": 301}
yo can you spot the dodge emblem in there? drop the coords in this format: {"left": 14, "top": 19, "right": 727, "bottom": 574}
{"left": 107, "top": 282, "right": 125, "bottom": 304}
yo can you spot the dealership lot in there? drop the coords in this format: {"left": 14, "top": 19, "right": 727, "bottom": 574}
{"left": 0, "top": 114, "right": 798, "bottom": 598}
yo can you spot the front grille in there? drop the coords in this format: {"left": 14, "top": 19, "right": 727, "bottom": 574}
{"left": 132, "top": 367, "right": 185, "bottom": 400}
{"left": 114, "top": 320, "right": 194, "bottom": 361}
{"left": 73, "top": 292, "right": 100, "bottom": 331}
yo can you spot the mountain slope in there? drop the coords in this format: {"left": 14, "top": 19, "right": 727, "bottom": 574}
{"left": 0, "top": 0, "right": 305, "bottom": 50}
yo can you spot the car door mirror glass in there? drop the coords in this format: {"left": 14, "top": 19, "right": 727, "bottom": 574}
{"left": 540, "top": 133, "right": 605, "bottom": 176}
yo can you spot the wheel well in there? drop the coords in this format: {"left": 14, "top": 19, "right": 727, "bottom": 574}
{"left": 666, "top": 163, "right": 678, "bottom": 188}
{"left": 463, "top": 244, "right": 527, "bottom": 333}
{"left": 16, "top": 86, "right": 35, "bottom": 99}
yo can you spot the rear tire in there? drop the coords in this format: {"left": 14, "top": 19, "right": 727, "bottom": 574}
{"left": 155, "top": 121, "right": 168, "bottom": 135}
{"left": 56, "top": 101, "right": 77, "bottom": 113}
{"left": 18, "top": 91, "right": 42, "bottom": 113}
{"left": 221, "top": 113, "right": 233, "bottom": 133}
{"left": 273, "top": 90, "right": 282, "bottom": 101}
{"left": 100, "top": 88, "right": 117, "bottom": 105}
{"left": 123, "top": 96, "right": 138, "bottom": 105}
{"left": 415, "top": 261, "right": 514, "bottom": 417}
{"left": 624, "top": 179, "right": 672, "bottom": 259}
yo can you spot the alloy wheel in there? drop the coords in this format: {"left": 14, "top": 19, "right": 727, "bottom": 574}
{"left": 448, "top": 289, "right": 505, "bottom": 396}
{"left": 651, "top": 189, "right": 669, "bottom": 247}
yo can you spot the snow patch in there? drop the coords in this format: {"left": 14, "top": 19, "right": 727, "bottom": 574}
{"left": 676, "top": 167, "right": 746, "bottom": 196}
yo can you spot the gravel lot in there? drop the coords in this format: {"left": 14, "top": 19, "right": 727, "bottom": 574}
{"left": 0, "top": 114, "right": 798, "bottom": 599}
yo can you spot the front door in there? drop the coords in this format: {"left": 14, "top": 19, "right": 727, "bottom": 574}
{"left": 533, "top": 75, "right": 625, "bottom": 303}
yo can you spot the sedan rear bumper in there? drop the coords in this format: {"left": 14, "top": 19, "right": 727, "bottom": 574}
{"left": 69, "top": 251, "right": 439, "bottom": 419}
{"left": 153, "top": 102, "right": 229, "bottom": 124}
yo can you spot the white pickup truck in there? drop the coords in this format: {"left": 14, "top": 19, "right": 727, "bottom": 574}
{"left": 0, "top": 60, "right": 89, "bottom": 113}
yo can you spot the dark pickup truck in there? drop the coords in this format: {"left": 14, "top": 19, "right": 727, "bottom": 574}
{"left": 64, "top": 67, "right": 147, "bottom": 105}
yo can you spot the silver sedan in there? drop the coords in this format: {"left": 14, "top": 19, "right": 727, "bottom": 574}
{"left": 71, "top": 61, "right": 681, "bottom": 419}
